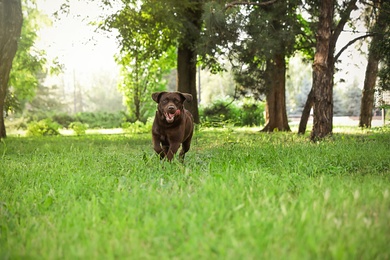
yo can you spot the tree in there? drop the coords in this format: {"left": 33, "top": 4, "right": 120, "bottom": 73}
{"left": 359, "top": 0, "right": 389, "bottom": 128}
{"left": 9, "top": 0, "right": 48, "bottom": 109}
{"left": 176, "top": 0, "right": 203, "bottom": 124}
{"left": 310, "top": 0, "right": 335, "bottom": 140}
{"left": 296, "top": 0, "right": 359, "bottom": 137}
{"left": 117, "top": 47, "right": 176, "bottom": 122}
{"left": 0, "top": 0, "right": 23, "bottom": 138}
{"left": 103, "top": 0, "right": 203, "bottom": 123}
{"left": 200, "top": 0, "right": 304, "bottom": 132}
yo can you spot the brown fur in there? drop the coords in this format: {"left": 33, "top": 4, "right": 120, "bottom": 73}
{"left": 151, "top": 91, "right": 194, "bottom": 161}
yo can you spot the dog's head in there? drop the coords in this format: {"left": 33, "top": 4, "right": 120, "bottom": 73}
{"left": 152, "top": 91, "right": 193, "bottom": 123}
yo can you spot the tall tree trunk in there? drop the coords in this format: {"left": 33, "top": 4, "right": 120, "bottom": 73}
{"left": 261, "top": 54, "right": 290, "bottom": 132}
{"left": 359, "top": 51, "right": 379, "bottom": 128}
{"left": 0, "top": 0, "right": 23, "bottom": 138}
{"left": 359, "top": 0, "right": 385, "bottom": 128}
{"left": 298, "top": 88, "right": 314, "bottom": 134}
{"left": 177, "top": 46, "right": 200, "bottom": 124}
{"left": 310, "top": 0, "right": 357, "bottom": 141}
{"left": 310, "top": 0, "right": 334, "bottom": 141}
{"left": 176, "top": 1, "right": 202, "bottom": 124}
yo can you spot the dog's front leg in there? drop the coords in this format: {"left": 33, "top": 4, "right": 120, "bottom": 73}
{"left": 152, "top": 135, "right": 165, "bottom": 159}
{"left": 166, "top": 143, "right": 180, "bottom": 161}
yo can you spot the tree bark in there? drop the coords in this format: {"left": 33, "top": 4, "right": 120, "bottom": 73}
{"left": 359, "top": 50, "right": 379, "bottom": 128}
{"left": 177, "top": 46, "right": 200, "bottom": 124}
{"left": 359, "top": 0, "right": 385, "bottom": 128}
{"left": 261, "top": 54, "right": 290, "bottom": 132}
{"left": 298, "top": 88, "right": 314, "bottom": 134}
{"left": 309, "top": 0, "right": 357, "bottom": 141}
{"left": 310, "top": 0, "right": 334, "bottom": 141}
{"left": 176, "top": 0, "right": 202, "bottom": 124}
{"left": 0, "top": 0, "right": 23, "bottom": 138}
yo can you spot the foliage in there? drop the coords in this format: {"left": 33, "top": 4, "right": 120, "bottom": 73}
{"left": 369, "top": 1, "right": 390, "bottom": 91}
{"left": 74, "top": 111, "right": 126, "bottom": 129}
{"left": 201, "top": 98, "right": 265, "bottom": 127}
{"left": 241, "top": 98, "right": 266, "bottom": 126}
{"left": 4, "top": 91, "right": 21, "bottom": 116}
{"left": 198, "top": 1, "right": 240, "bottom": 73}
{"left": 200, "top": 0, "right": 312, "bottom": 97}
{"left": 378, "top": 34, "right": 390, "bottom": 90}
{"left": 201, "top": 100, "right": 241, "bottom": 126}
{"left": 103, "top": 0, "right": 182, "bottom": 59}
{"left": 8, "top": 0, "right": 49, "bottom": 110}
{"left": 116, "top": 47, "right": 176, "bottom": 122}
{"left": 1, "top": 129, "right": 390, "bottom": 258}
{"left": 24, "top": 111, "right": 128, "bottom": 129}
{"left": 121, "top": 117, "right": 153, "bottom": 134}
{"left": 51, "top": 113, "right": 75, "bottom": 128}
{"left": 26, "top": 118, "right": 60, "bottom": 136}
{"left": 100, "top": 0, "right": 204, "bottom": 121}
{"left": 69, "top": 122, "right": 88, "bottom": 136}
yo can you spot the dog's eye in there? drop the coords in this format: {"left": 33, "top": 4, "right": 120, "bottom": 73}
{"left": 162, "top": 99, "right": 168, "bottom": 103}
{"left": 173, "top": 98, "right": 180, "bottom": 103}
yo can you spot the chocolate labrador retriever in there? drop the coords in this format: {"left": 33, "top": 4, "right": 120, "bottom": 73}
{"left": 152, "top": 91, "right": 194, "bottom": 161}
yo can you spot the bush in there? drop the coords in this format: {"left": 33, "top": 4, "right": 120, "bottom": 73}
{"left": 26, "top": 119, "right": 61, "bottom": 137}
{"left": 200, "top": 99, "right": 265, "bottom": 127}
{"left": 241, "top": 99, "right": 266, "bottom": 126}
{"left": 75, "top": 112, "right": 125, "bottom": 129}
{"left": 69, "top": 122, "right": 88, "bottom": 136}
{"left": 201, "top": 100, "right": 241, "bottom": 127}
{"left": 23, "top": 111, "right": 132, "bottom": 130}
{"left": 122, "top": 118, "right": 153, "bottom": 134}
{"left": 52, "top": 113, "right": 75, "bottom": 128}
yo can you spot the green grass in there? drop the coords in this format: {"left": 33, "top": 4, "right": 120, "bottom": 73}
{"left": 1, "top": 127, "right": 390, "bottom": 259}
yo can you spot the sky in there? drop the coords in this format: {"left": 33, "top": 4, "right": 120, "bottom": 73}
{"left": 36, "top": 0, "right": 120, "bottom": 83}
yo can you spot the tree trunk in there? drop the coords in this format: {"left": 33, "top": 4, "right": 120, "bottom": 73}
{"left": 298, "top": 88, "right": 314, "bottom": 134}
{"left": 0, "top": 0, "right": 23, "bottom": 138}
{"left": 261, "top": 54, "right": 290, "bottom": 132}
{"left": 177, "top": 46, "right": 200, "bottom": 124}
{"left": 310, "top": 0, "right": 334, "bottom": 141}
{"left": 359, "top": 51, "right": 379, "bottom": 128}
{"left": 134, "top": 84, "right": 141, "bottom": 121}
{"left": 310, "top": 0, "right": 357, "bottom": 141}
{"left": 176, "top": 1, "right": 202, "bottom": 124}
{"left": 359, "top": 0, "right": 385, "bottom": 128}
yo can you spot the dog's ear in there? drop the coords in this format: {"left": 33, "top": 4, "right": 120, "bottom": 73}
{"left": 179, "top": 93, "right": 193, "bottom": 103}
{"left": 152, "top": 92, "right": 166, "bottom": 103}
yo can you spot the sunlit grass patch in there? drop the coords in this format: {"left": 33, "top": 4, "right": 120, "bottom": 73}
{"left": 1, "top": 127, "right": 389, "bottom": 259}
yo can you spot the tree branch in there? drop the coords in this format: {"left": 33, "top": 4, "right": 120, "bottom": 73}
{"left": 332, "top": 0, "right": 358, "bottom": 45}
{"left": 225, "top": 0, "right": 277, "bottom": 9}
{"left": 334, "top": 33, "right": 374, "bottom": 61}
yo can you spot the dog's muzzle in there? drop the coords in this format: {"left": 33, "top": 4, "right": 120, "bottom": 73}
{"left": 164, "top": 110, "right": 181, "bottom": 123}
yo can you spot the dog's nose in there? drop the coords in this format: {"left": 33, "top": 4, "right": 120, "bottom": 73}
{"left": 168, "top": 105, "right": 175, "bottom": 111}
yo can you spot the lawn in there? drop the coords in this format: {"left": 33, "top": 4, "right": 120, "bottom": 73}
{"left": 1, "top": 127, "right": 389, "bottom": 259}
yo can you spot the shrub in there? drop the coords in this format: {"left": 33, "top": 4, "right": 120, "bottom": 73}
{"left": 26, "top": 119, "right": 61, "bottom": 137}
{"left": 69, "top": 122, "right": 88, "bottom": 136}
{"left": 122, "top": 118, "right": 153, "bottom": 134}
{"left": 201, "top": 100, "right": 241, "bottom": 127}
{"left": 241, "top": 99, "right": 266, "bottom": 126}
{"left": 52, "top": 113, "right": 75, "bottom": 128}
{"left": 75, "top": 112, "right": 125, "bottom": 129}
{"left": 200, "top": 99, "right": 265, "bottom": 127}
